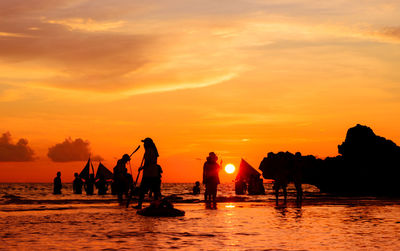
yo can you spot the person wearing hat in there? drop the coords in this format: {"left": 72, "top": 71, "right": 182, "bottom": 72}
{"left": 113, "top": 153, "right": 131, "bottom": 204}
{"left": 133, "top": 138, "right": 161, "bottom": 209}
{"left": 203, "top": 152, "right": 221, "bottom": 207}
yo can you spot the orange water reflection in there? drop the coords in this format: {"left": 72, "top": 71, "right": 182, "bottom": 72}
{"left": 225, "top": 203, "right": 235, "bottom": 208}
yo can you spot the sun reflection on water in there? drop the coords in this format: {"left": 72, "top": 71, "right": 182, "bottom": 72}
{"left": 225, "top": 203, "right": 235, "bottom": 208}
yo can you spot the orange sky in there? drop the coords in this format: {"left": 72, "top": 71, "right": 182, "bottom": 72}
{"left": 1, "top": 0, "right": 400, "bottom": 183}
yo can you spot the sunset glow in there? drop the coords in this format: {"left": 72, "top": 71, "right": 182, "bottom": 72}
{"left": 224, "top": 164, "right": 236, "bottom": 174}
{"left": 0, "top": 0, "right": 400, "bottom": 183}
{"left": 1, "top": 2, "right": 400, "bottom": 251}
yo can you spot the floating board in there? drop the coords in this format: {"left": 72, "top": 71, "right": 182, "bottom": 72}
{"left": 136, "top": 200, "right": 185, "bottom": 217}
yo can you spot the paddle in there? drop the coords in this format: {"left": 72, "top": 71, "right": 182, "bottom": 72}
{"left": 130, "top": 145, "right": 141, "bottom": 157}
{"left": 126, "top": 155, "right": 145, "bottom": 208}
{"left": 128, "top": 145, "right": 141, "bottom": 176}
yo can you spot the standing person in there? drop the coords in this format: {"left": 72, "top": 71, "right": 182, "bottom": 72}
{"left": 85, "top": 174, "right": 95, "bottom": 195}
{"left": 53, "top": 171, "right": 62, "bottom": 194}
{"left": 203, "top": 152, "right": 220, "bottom": 207}
{"left": 113, "top": 154, "right": 131, "bottom": 204}
{"left": 95, "top": 174, "right": 108, "bottom": 195}
{"left": 133, "top": 138, "right": 160, "bottom": 209}
{"left": 73, "top": 172, "right": 83, "bottom": 194}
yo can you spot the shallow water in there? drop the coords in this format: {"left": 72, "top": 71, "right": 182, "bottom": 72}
{"left": 1, "top": 183, "right": 400, "bottom": 250}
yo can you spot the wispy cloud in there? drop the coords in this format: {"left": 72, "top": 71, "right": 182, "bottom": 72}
{"left": 46, "top": 18, "right": 126, "bottom": 32}
{"left": 0, "top": 0, "right": 399, "bottom": 101}
{"left": 373, "top": 26, "right": 400, "bottom": 42}
{"left": 0, "top": 32, "right": 29, "bottom": 38}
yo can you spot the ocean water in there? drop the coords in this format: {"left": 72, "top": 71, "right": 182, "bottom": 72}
{"left": 1, "top": 183, "right": 400, "bottom": 250}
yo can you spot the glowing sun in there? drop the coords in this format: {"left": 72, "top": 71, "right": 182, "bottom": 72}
{"left": 224, "top": 164, "right": 236, "bottom": 174}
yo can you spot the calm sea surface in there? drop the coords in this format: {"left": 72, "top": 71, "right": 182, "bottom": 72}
{"left": 1, "top": 183, "right": 400, "bottom": 250}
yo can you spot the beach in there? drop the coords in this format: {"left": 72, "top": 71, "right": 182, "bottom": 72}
{"left": 1, "top": 183, "right": 400, "bottom": 250}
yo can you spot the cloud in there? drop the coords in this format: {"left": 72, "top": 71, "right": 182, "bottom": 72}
{"left": 0, "top": 132, "right": 35, "bottom": 161}
{"left": 378, "top": 26, "right": 400, "bottom": 40}
{"left": 0, "top": 0, "right": 243, "bottom": 98}
{"left": 46, "top": 18, "right": 126, "bottom": 32}
{"left": 0, "top": 17, "right": 238, "bottom": 95}
{"left": 91, "top": 155, "right": 104, "bottom": 161}
{"left": 0, "top": 0, "right": 76, "bottom": 17}
{"left": 47, "top": 137, "right": 103, "bottom": 162}
{"left": 0, "top": 32, "right": 28, "bottom": 38}
{"left": 0, "top": 0, "right": 398, "bottom": 100}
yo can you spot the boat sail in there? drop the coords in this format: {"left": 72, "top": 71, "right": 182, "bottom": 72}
{"left": 235, "top": 159, "right": 265, "bottom": 195}
{"left": 79, "top": 157, "right": 95, "bottom": 181}
{"left": 79, "top": 158, "right": 90, "bottom": 180}
{"left": 95, "top": 162, "right": 113, "bottom": 180}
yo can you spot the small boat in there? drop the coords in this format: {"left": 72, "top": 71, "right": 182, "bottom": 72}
{"left": 235, "top": 159, "right": 265, "bottom": 195}
{"left": 136, "top": 200, "right": 185, "bottom": 217}
{"left": 79, "top": 157, "right": 93, "bottom": 181}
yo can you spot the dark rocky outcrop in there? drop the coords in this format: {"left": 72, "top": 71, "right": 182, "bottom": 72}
{"left": 259, "top": 124, "right": 400, "bottom": 196}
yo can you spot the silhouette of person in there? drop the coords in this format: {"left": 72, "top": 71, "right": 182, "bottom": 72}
{"left": 149, "top": 164, "right": 163, "bottom": 198}
{"left": 73, "top": 172, "right": 83, "bottom": 194}
{"left": 95, "top": 174, "right": 108, "bottom": 195}
{"left": 257, "top": 177, "right": 265, "bottom": 195}
{"left": 203, "top": 152, "right": 220, "bottom": 207}
{"left": 235, "top": 178, "right": 246, "bottom": 195}
{"left": 53, "top": 171, "right": 62, "bottom": 194}
{"left": 111, "top": 180, "right": 117, "bottom": 195}
{"left": 157, "top": 164, "right": 163, "bottom": 196}
{"left": 134, "top": 138, "right": 161, "bottom": 209}
{"left": 113, "top": 154, "right": 131, "bottom": 204}
{"left": 193, "top": 181, "right": 201, "bottom": 195}
{"left": 85, "top": 174, "right": 95, "bottom": 195}
{"left": 125, "top": 170, "right": 134, "bottom": 195}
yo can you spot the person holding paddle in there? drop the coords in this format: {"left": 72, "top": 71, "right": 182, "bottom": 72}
{"left": 133, "top": 138, "right": 161, "bottom": 209}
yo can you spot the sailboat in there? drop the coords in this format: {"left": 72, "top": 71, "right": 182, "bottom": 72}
{"left": 79, "top": 157, "right": 113, "bottom": 195}
{"left": 95, "top": 162, "right": 113, "bottom": 180}
{"left": 79, "top": 157, "right": 113, "bottom": 180}
{"left": 79, "top": 157, "right": 94, "bottom": 181}
{"left": 235, "top": 159, "right": 265, "bottom": 195}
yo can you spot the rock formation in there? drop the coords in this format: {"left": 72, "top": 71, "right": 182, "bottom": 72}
{"left": 259, "top": 124, "right": 400, "bottom": 196}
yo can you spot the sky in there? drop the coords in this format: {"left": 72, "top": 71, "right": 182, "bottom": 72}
{"left": 1, "top": 0, "right": 400, "bottom": 183}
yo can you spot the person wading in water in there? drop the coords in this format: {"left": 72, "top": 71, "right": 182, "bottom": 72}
{"left": 113, "top": 154, "right": 131, "bottom": 205}
{"left": 203, "top": 152, "right": 221, "bottom": 208}
{"left": 73, "top": 172, "right": 83, "bottom": 194}
{"left": 133, "top": 138, "right": 161, "bottom": 209}
{"left": 85, "top": 173, "right": 95, "bottom": 195}
{"left": 53, "top": 171, "right": 62, "bottom": 195}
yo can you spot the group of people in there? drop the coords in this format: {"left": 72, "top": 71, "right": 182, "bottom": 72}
{"left": 53, "top": 138, "right": 223, "bottom": 209}
{"left": 113, "top": 137, "right": 162, "bottom": 209}
{"left": 72, "top": 172, "right": 109, "bottom": 195}
{"left": 53, "top": 172, "right": 109, "bottom": 195}
{"left": 235, "top": 175, "right": 265, "bottom": 195}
